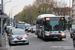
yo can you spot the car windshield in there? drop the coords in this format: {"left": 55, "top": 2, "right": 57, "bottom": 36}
{"left": 17, "top": 24, "right": 25, "bottom": 29}
{"left": 44, "top": 17, "right": 66, "bottom": 31}
{"left": 25, "top": 25, "right": 31, "bottom": 27}
{"left": 9, "top": 27, "right": 15, "bottom": 31}
{"left": 12, "top": 30, "right": 26, "bottom": 35}
{"left": 29, "top": 27, "right": 32, "bottom": 29}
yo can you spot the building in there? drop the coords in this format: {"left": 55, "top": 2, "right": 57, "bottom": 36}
{"left": 36, "top": 0, "right": 52, "bottom": 4}
{"left": 72, "top": 0, "right": 75, "bottom": 23}
{"left": 53, "top": 7, "right": 72, "bottom": 16}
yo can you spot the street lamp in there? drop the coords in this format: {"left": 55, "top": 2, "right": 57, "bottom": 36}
{"left": 68, "top": 0, "right": 71, "bottom": 30}
{"left": 3, "top": 0, "right": 11, "bottom": 13}
{"left": 10, "top": 6, "right": 17, "bottom": 25}
{"left": 69, "top": 0, "right": 70, "bottom": 22}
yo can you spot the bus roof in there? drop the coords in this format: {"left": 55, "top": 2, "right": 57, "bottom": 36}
{"left": 37, "top": 14, "right": 64, "bottom": 19}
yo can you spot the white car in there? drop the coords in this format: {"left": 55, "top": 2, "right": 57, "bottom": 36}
{"left": 8, "top": 29, "right": 29, "bottom": 45}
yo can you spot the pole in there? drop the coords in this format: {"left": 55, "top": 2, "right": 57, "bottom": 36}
{"left": 11, "top": 9, "right": 12, "bottom": 26}
{"left": 3, "top": 1, "right": 11, "bottom": 13}
{"left": 0, "top": 18, "right": 2, "bottom": 46}
{"left": 10, "top": 6, "right": 17, "bottom": 26}
{"left": 0, "top": 0, "right": 3, "bottom": 46}
{"left": 68, "top": 0, "right": 70, "bottom": 30}
{"left": 9, "top": 11, "right": 11, "bottom": 25}
{"left": 1, "top": 0, "right": 3, "bottom": 14}
{"left": 69, "top": 0, "right": 70, "bottom": 22}
{"left": 0, "top": 18, "right": 3, "bottom": 46}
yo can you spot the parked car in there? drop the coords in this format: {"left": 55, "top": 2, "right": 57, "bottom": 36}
{"left": 70, "top": 29, "right": 75, "bottom": 38}
{"left": 72, "top": 31, "right": 75, "bottom": 47}
{"left": 8, "top": 29, "right": 29, "bottom": 45}
{"left": 27, "top": 27, "right": 32, "bottom": 32}
{"left": 7, "top": 27, "right": 16, "bottom": 36}
{"left": 16, "top": 24, "right": 25, "bottom": 29}
{"left": 31, "top": 26, "right": 36, "bottom": 33}
{"left": 6, "top": 26, "right": 13, "bottom": 34}
{"left": 25, "top": 24, "right": 31, "bottom": 31}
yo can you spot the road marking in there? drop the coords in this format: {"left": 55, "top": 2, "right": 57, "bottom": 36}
{"left": 50, "top": 46, "right": 74, "bottom": 49}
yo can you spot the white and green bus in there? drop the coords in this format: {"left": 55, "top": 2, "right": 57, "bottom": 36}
{"left": 35, "top": 14, "right": 67, "bottom": 40}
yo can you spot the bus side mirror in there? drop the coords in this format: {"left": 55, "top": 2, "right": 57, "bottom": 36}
{"left": 43, "top": 21, "right": 45, "bottom": 25}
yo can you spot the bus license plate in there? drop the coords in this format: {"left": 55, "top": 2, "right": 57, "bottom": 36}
{"left": 53, "top": 37, "right": 58, "bottom": 38}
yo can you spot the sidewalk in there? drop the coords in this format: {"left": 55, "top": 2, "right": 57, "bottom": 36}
{"left": 0, "top": 32, "right": 8, "bottom": 50}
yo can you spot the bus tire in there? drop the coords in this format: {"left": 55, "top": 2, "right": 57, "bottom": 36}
{"left": 37, "top": 35, "right": 40, "bottom": 38}
{"left": 73, "top": 40, "right": 75, "bottom": 47}
{"left": 37, "top": 33, "right": 40, "bottom": 38}
{"left": 42, "top": 34, "right": 46, "bottom": 40}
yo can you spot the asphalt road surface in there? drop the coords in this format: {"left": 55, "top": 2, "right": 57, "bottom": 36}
{"left": 6, "top": 31, "right": 75, "bottom": 50}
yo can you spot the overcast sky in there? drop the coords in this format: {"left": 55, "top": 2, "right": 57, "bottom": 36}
{"left": 0, "top": 0, "right": 72, "bottom": 18}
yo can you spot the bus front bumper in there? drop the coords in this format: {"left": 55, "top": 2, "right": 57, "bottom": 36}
{"left": 44, "top": 34, "right": 66, "bottom": 39}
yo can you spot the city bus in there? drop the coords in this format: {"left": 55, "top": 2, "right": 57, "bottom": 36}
{"left": 35, "top": 14, "right": 67, "bottom": 40}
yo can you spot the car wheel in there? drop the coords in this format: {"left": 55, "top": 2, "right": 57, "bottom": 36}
{"left": 26, "top": 42, "right": 29, "bottom": 45}
{"left": 70, "top": 34, "right": 73, "bottom": 38}
{"left": 9, "top": 41, "right": 12, "bottom": 46}
{"left": 71, "top": 35, "right": 73, "bottom": 38}
{"left": 73, "top": 40, "right": 75, "bottom": 47}
{"left": 31, "top": 31, "right": 33, "bottom": 33}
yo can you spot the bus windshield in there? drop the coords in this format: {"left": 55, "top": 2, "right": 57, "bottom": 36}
{"left": 44, "top": 17, "right": 66, "bottom": 31}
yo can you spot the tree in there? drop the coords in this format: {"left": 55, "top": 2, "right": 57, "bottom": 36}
{"left": 15, "top": 0, "right": 67, "bottom": 24}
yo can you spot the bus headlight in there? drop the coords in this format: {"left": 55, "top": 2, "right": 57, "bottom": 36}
{"left": 61, "top": 32, "right": 65, "bottom": 36}
{"left": 45, "top": 32, "right": 49, "bottom": 36}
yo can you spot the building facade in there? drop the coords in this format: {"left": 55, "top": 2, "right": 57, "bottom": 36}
{"left": 36, "top": 0, "right": 52, "bottom": 4}
{"left": 53, "top": 7, "right": 72, "bottom": 16}
{"left": 72, "top": 0, "right": 75, "bottom": 23}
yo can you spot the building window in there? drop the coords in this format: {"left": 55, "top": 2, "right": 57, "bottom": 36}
{"left": 46, "top": 0, "right": 49, "bottom": 3}
{"left": 73, "top": 5, "right": 75, "bottom": 8}
{"left": 72, "top": 20, "right": 75, "bottom": 23}
{"left": 73, "top": 0, "right": 75, "bottom": 3}
{"left": 72, "top": 10, "right": 75, "bottom": 13}
{"left": 72, "top": 15, "right": 75, "bottom": 17}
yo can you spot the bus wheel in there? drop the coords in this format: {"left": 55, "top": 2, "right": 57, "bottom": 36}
{"left": 37, "top": 34, "right": 40, "bottom": 38}
{"left": 73, "top": 40, "right": 75, "bottom": 47}
{"left": 42, "top": 34, "right": 46, "bottom": 40}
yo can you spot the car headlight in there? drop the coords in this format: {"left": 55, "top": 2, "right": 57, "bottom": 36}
{"left": 61, "top": 32, "right": 65, "bottom": 36}
{"left": 45, "top": 32, "right": 49, "bottom": 36}
{"left": 11, "top": 37, "right": 15, "bottom": 40}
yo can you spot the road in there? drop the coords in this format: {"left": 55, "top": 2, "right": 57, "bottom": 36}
{"left": 6, "top": 31, "right": 75, "bottom": 50}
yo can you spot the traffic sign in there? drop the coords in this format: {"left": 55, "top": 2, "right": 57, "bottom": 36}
{"left": 0, "top": 15, "right": 7, "bottom": 18}
{"left": 0, "top": 9, "right": 1, "bottom": 15}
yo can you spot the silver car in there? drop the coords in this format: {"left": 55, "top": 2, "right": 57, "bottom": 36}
{"left": 8, "top": 29, "right": 29, "bottom": 45}
{"left": 6, "top": 26, "right": 13, "bottom": 34}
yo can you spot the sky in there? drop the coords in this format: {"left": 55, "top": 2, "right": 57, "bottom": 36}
{"left": 0, "top": 0, "right": 72, "bottom": 18}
